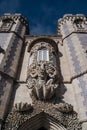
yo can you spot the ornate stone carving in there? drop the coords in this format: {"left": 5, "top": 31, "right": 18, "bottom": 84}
{"left": 14, "top": 102, "right": 33, "bottom": 112}
{"left": 3, "top": 102, "right": 82, "bottom": 130}
{"left": 27, "top": 42, "right": 59, "bottom": 100}
{"left": 27, "top": 62, "right": 59, "bottom": 100}
{"left": 55, "top": 103, "right": 73, "bottom": 113}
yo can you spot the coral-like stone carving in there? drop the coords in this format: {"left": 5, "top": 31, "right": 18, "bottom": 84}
{"left": 55, "top": 103, "right": 73, "bottom": 113}
{"left": 14, "top": 102, "right": 33, "bottom": 112}
{"left": 27, "top": 62, "right": 59, "bottom": 100}
{"left": 4, "top": 102, "right": 82, "bottom": 130}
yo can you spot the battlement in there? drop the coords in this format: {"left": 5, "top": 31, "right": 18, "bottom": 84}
{"left": 0, "top": 13, "right": 29, "bottom": 27}
{"left": 58, "top": 14, "right": 87, "bottom": 37}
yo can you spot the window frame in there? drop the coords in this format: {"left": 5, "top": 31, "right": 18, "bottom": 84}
{"left": 37, "top": 47, "right": 49, "bottom": 62}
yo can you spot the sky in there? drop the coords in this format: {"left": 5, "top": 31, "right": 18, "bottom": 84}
{"left": 0, "top": 0, "right": 87, "bottom": 35}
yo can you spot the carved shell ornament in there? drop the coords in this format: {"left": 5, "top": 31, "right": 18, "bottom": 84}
{"left": 14, "top": 102, "right": 33, "bottom": 112}
{"left": 55, "top": 103, "right": 73, "bottom": 113}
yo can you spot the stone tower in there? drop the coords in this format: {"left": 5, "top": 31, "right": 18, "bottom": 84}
{"left": 0, "top": 13, "right": 87, "bottom": 130}
{"left": 58, "top": 14, "right": 87, "bottom": 130}
{"left": 0, "top": 13, "right": 28, "bottom": 129}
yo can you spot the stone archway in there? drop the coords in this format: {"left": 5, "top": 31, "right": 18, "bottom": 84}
{"left": 17, "top": 112, "right": 67, "bottom": 130}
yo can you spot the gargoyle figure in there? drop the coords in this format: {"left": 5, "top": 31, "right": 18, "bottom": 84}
{"left": 27, "top": 62, "right": 59, "bottom": 100}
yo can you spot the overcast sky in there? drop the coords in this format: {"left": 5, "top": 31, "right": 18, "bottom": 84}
{"left": 0, "top": 0, "right": 87, "bottom": 35}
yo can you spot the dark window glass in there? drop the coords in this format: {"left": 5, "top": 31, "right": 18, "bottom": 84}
{"left": 74, "top": 19, "right": 84, "bottom": 29}
{"left": 1, "top": 20, "right": 13, "bottom": 31}
{"left": 37, "top": 127, "right": 47, "bottom": 130}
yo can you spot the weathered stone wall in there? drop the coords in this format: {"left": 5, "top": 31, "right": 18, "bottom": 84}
{"left": 0, "top": 74, "right": 13, "bottom": 129}
{"left": 0, "top": 33, "right": 13, "bottom": 64}
{"left": 0, "top": 33, "right": 23, "bottom": 78}
{"left": 58, "top": 15, "right": 87, "bottom": 129}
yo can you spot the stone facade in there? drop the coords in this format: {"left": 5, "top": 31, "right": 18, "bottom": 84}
{"left": 0, "top": 13, "right": 87, "bottom": 130}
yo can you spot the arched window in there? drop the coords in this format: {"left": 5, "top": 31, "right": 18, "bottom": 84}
{"left": 74, "top": 19, "right": 84, "bottom": 29}
{"left": 37, "top": 47, "right": 49, "bottom": 61}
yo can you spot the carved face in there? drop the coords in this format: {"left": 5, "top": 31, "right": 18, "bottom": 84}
{"left": 29, "top": 63, "right": 38, "bottom": 78}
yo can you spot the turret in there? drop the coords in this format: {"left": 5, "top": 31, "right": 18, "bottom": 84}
{"left": 0, "top": 13, "right": 29, "bottom": 129}
{"left": 58, "top": 14, "right": 87, "bottom": 129}
{"left": 0, "top": 13, "right": 29, "bottom": 78}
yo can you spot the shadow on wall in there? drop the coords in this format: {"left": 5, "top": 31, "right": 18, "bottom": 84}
{"left": 55, "top": 48, "right": 67, "bottom": 104}
{"left": 55, "top": 84, "right": 67, "bottom": 103}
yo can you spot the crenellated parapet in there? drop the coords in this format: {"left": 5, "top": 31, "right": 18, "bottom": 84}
{"left": 0, "top": 13, "right": 29, "bottom": 34}
{"left": 58, "top": 14, "right": 87, "bottom": 38}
